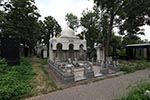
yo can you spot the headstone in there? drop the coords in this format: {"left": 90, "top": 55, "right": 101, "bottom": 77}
{"left": 43, "top": 50, "right": 47, "bottom": 58}
{"left": 83, "top": 62, "right": 94, "bottom": 78}
{"left": 1, "top": 37, "right": 20, "bottom": 65}
{"left": 100, "top": 64, "right": 109, "bottom": 75}
{"left": 43, "top": 45, "right": 48, "bottom": 58}
{"left": 106, "top": 57, "right": 113, "bottom": 64}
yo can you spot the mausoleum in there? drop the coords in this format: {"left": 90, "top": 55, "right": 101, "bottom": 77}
{"left": 49, "top": 27, "right": 87, "bottom": 62}
{"left": 48, "top": 27, "right": 120, "bottom": 83}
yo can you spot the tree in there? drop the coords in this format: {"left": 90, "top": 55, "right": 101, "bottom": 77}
{"left": 93, "top": 0, "right": 150, "bottom": 57}
{"left": 43, "top": 16, "right": 61, "bottom": 46}
{"left": 80, "top": 6, "right": 103, "bottom": 48}
{"left": 0, "top": 1, "right": 6, "bottom": 34}
{"left": 119, "top": 0, "right": 150, "bottom": 35}
{"left": 0, "top": 11, "right": 4, "bottom": 34}
{"left": 65, "top": 13, "right": 79, "bottom": 30}
{"left": 0, "top": 0, "right": 41, "bottom": 55}
{"left": 122, "top": 34, "right": 143, "bottom": 47}
{"left": 110, "top": 33, "right": 123, "bottom": 56}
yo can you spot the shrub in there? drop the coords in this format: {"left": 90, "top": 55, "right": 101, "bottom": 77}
{"left": 116, "top": 82, "right": 150, "bottom": 100}
{"left": 0, "top": 57, "right": 35, "bottom": 100}
{"left": 120, "top": 66, "right": 135, "bottom": 73}
{"left": 120, "top": 60, "right": 150, "bottom": 73}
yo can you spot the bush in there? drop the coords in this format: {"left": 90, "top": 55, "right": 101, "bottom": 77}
{"left": 0, "top": 57, "right": 35, "bottom": 100}
{"left": 116, "top": 82, "right": 150, "bottom": 100}
{"left": 120, "top": 60, "right": 150, "bottom": 73}
{"left": 120, "top": 66, "right": 135, "bottom": 73}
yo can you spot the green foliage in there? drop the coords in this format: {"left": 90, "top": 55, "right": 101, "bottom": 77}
{"left": 116, "top": 82, "right": 150, "bottom": 100}
{"left": 117, "top": 48, "right": 126, "bottom": 56}
{"left": 0, "top": 57, "right": 35, "bottom": 100}
{"left": 135, "top": 61, "right": 150, "bottom": 70}
{"left": 94, "top": 0, "right": 150, "bottom": 35}
{"left": 93, "top": 0, "right": 150, "bottom": 56}
{"left": 38, "top": 65, "right": 57, "bottom": 90}
{"left": 111, "top": 34, "right": 122, "bottom": 49}
{"left": 0, "top": 0, "right": 41, "bottom": 54}
{"left": 120, "top": 66, "right": 135, "bottom": 73}
{"left": 43, "top": 16, "right": 62, "bottom": 46}
{"left": 122, "top": 34, "right": 144, "bottom": 47}
{"left": 80, "top": 6, "right": 103, "bottom": 48}
{"left": 120, "top": 60, "right": 150, "bottom": 73}
{"left": 65, "top": 13, "right": 79, "bottom": 30}
{"left": 0, "top": 59, "right": 7, "bottom": 74}
{"left": 0, "top": 58, "right": 7, "bottom": 66}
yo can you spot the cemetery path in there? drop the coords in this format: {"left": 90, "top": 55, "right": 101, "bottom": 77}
{"left": 30, "top": 68, "right": 150, "bottom": 100}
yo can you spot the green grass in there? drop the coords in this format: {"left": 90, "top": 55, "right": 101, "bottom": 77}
{"left": 119, "top": 60, "right": 150, "bottom": 73}
{"left": 0, "top": 58, "right": 35, "bottom": 100}
{"left": 115, "top": 82, "right": 150, "bottom": 100}
{"left": 0, "top": 57, "right": 60, "bottom": 100}
{"left": 38, "top": 65, "right": 58, "bottom": 90}
{"left": 29, "top": 57, "right": 60, "bottom": 96}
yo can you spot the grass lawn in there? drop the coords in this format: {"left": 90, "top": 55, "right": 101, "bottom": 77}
{"left": 0, "top": 57, "right": 58, "bottom": 100}
{"left": 115, "top": 82, "right": 150, "bottom": 100}
{"left": 119, "top": 60, "right": 150, "bottom": 73}
{"left": 30, "top": 57, "right": 58, "bottom": 96}
{"left": 1, "top": 57, "right": 150, "bottom": 100}
{"left": 115, "top": 60, "right": 150, "bottom": 100}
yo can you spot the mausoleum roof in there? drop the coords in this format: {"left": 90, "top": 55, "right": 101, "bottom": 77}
{"left": 60, "top": 27, "right": 76, "bottom": 38}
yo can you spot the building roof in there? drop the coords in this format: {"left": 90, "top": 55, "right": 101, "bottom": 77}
{"left": 126, "top": 43, "right": 150, "bottom": 47}
{"left": 60, "top": 27, "right": 76, "bottom": 38}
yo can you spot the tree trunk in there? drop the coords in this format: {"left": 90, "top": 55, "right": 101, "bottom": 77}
{"left": 105, "top": 14, "right": 114, "bottom": 57}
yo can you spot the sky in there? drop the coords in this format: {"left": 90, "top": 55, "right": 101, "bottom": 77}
{"left": 35, "top": 0, "right": 150, "bottom": 41}
{"left": 35, "top": 0, "right": 93, "bottom": 29}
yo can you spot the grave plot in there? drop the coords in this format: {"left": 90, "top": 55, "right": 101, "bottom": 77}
{"left": 48, "top": 27, "right": 120, "bottom": 83}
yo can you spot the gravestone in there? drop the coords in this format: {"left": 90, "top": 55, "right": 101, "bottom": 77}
{"left": 1, "top": 37, "right": 20, "bottom": 65}
{"left": 83, "top": 61, "right": 94, "bottom": 78}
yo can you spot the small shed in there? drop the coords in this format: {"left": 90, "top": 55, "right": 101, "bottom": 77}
{"left": 49, "top": 27, "right": 87, "bottom": 62}
{"left": 126, "top": 43, "right": 150, "bottom": 61}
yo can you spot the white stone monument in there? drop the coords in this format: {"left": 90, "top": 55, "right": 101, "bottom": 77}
{"left": 49, "top": 27, "right": 87, "bottom": 62}
{"left": 94, "top": 43, "right": 105, "bottom": 64}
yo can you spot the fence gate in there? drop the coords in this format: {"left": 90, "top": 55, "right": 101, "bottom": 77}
{"left": 1, "top": 37, "right": 20, "bottom": 65}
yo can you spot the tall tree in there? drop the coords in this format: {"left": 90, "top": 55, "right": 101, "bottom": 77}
{"left": 80, "top": 7, "right": 102, "bottom": 48}
{"left": 43, "top": 16, "right": 61, "bottom": 46}
{"left": 65, "top": 13, "right": 79, "bottom": 30}
{"left": 93, "top": 0, "right": 150, "bottom": 56}
{"left": 1, "top": 0, "right": 40, "bottom": 54}
{"left": 0, "top": 1, "right": 6, "bottom": 34}
{"left": 122, "top": 34, "right": 143, "bottom": 47}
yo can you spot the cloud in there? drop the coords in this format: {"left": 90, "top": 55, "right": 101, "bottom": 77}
{"left": 35, "top": 0, "right": 94, "bottom": 29}
{"left": 35, "top": 0, "right": 150, "bottom": 40}
{"left": 138, "top": 25, "right": 150, "bottom": 41}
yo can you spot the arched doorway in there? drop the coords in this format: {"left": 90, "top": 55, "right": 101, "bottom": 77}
{"left": 69, "top": 44, "right": 74, "bottom": 60}
{"left": 56, "top": 43, "right": 63, "bottom": 62}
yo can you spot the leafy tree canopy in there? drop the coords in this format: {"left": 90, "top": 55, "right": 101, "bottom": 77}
{"left": 0, "top": 0, "right": 41, "bottom": 49}
{"left": 65, "top": 13, "right": 79, "bottom": 30}
{"left": 93, "top": 0, "right": 150, "bottom": 56}
{"left": 122, "top": 34, "right": 143, "bottom": 47}
{"left": 43, "top": 16, "right": 61, "bottom": 46}
{"left": 80, "top": 6, "right": 104, "bottom": 48}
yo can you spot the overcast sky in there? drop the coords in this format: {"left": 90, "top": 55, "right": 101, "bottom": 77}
{"left": 35, "top": 0, "right": 150, "bottom": 40}
{"left": 35, "top": 0, "right": 93, "bottom": 29}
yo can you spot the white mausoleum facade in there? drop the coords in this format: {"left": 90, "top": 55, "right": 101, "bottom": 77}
{"left": 49, "top": 27, "right": 87, "bottom": 62}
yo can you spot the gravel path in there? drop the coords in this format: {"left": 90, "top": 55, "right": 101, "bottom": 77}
{"left": 31, "top": 69, "right": 150, "bottom": 100}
